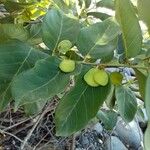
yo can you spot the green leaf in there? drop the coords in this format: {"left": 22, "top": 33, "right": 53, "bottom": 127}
{"left": 24, "top": 101, "right": 46, "bottom": 116}
{"left": 27, "top": 23, "right": 42, "bottom": 45}
{"left": 137, "top": 106, "right": 146, "bottom": 123}
{"left": 4, "top": 1, "right": 33, "bottom": 13}
{"left": 116, "top": 34, "right": 125, "bottom": 55}
{"left": 65, "top": 50, "right": 83, "bottom": 61}
{"left": 53, "top": 0, "right": 69, "bottom": 11}
{"left": 0, "top": 40, "right": 48, "bottom": 110}
{"left": 105, "top": 84, "right": 115, "bottom": 109}
{"left": 11, "top": 56, "right": 82, "bottom": 109}
{"left": 144, "top": 122, "right": 150, "bottom": 150}
{"left": 0, "top": 24, "right": 29, "bottom": 43}
{"left": 134, "top": 69, "right": 147, "bottom": 99}
{"left": 55, "top": 66, "right": 111, "bottom": 136}
{"left": 137, "top": 0, "right": 150, "bottom": 33}
{"left": 76, "top": 18, "right": 120, "bottom": 60}
{"left": 115, "top": 0, "right": 142, "bottom": 58}
{"left": 78, "top": 0, "right": 83, "bottom": 7}
{"left": 87, "top": 12, "right": 111, "bottom": 21}
{"left": 115, "top": 86, "right": 137, "bottom": 122}
{"left": 145, "top": 74, "right": 150, "bottom": 119}
{"left": 116, "top": 34, "right": 127, "bottom": 63}
{"left": 97, "top": 110, "right": 117, "bottom": 130}
{"left": 96, "top": 0, "right": 114, "bottom": 9}
{"left": 0, "top": 16, "right": 14, "bottom": 24}
{"left": 42, "top": 9, "right": 80, "bottom": 52}
{"left": 78, "top": 0, "right": 91, "bottom": 8}
{"left": 85, "top": 0, "right": 91, "bottom": 8}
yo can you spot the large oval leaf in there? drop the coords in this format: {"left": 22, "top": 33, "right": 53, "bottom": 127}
{"left": 115, "top": 86, "right": 137, "bottom": 122}
{"left": 0, "top": 40, "right": 48, "bottom": 110}
{"left": 76, "top": 18, "right": 120, "bottom": 61}
{"left": 0, "top": 24, "right": 29, "bottom": 43}
{"left": 137, "top": 0, "right": 150, "bottom": 33}
{"left": 144, "top": 122, "right": 150, "bottom": 150}
{"left": 23, "top": 101, "right": 46, "bottom": 116}
{"left": 134, "top": 69, "right": 147, "bottom": 99}
{"left": 42, "top": 9, "right": 80, "bottom": 52}
{"left": 55, "top": 66, "right": 111, "bottom": 136}
{"left": 145, "top": 74, "right": 150, "bottom": 119}
{"left": 105, "top": 84, "right": 115, "bottom": 109}
{"left": 97, "top": 110, "right": 117, "bottom": 130}
{"left": 52, "top": 0, "right": 69, "bottom": 12}
{"left": 115, "top": 0, "right": 142, "bottom": 58}
{"left": 85, "top": 0, "right": 91, "bottom": 8}
{"left": 96, "top": 0, "right": 114, "bottom": 9}
{"left": 3, "top": 1, "right": 32, "bottom": 13}
{"left": 87, "top": 12, "right": 111, "bottom": 21}
{"left": 11, "top": 56, "right": 82, "bottom": 109}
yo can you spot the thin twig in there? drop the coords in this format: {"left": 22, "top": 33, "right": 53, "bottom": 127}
{"left": 20, "top": 103, "right": 54, "bottom": 150}
{"left": 0, "top": 129, "right": 24, "bottom": 144}
{"left": 33, "top": 132, "right": 49, "bottom": 150}
{"left": 3, "top": 122, "right": 33, "bottom": 143}
{"left": 0, "top": 110, "right": 9, "bottom": 125}
{"left": 71, "top": 134, "right": 76, "bottom": 150}
{"left": 4, "top": 117, "right": 34, "bottom": 131}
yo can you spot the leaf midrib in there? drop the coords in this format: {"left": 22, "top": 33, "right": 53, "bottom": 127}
{"left": 52, "top": 12, "right": 64, "bottom": 53}
{"left": 0, "top": 48, "right": 33, "bottom": 100}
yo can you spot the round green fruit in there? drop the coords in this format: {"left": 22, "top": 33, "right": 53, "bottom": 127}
{"left": 93, "top": 69, "right": 109, "bottom": 86}
{"left": 84, "top": 68, "right": 99, "bottom": 87}
{"left": 110, "top": 72, "right": 123, "bottom": 85}
{"left": 58, "top": 40, "right": 72, "bottom": 53}
{"left": 59, "top": 59, "right": 75, "bottom": 73}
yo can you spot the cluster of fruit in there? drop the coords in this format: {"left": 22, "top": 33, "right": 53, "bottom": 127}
{"left": 58, "top": 40, "right": 123, "bottom": 87}
{"left": 59, "top": 59, "right": 123, "bottom": 87}
{"left": 84, "top": 68, "right": 108, "bottom": 87}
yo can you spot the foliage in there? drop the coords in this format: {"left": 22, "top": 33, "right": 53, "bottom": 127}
{"left": 97, "top": 110, "right": 118, "bottom": 130}
{"left": 0, "top": 0, "right": 150, "bottom": 149}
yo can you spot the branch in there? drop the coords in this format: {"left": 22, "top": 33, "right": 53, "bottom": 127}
{"left": 81, "top": 61, "right": 149, "bottom": 71}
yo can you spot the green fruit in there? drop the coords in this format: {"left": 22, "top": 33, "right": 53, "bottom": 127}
{"left": 59, "top": 59, "right": 75, "bottom": 73}
{"left": 84, "top": 68, "right": 99, "bottom": 87}
{"left": 110, "top": 72, "right": 123, "bottom": 85}
{"left": 93, "top": 69, "right": 109, "bottom": 86}
{"left": 58, "top": 40, "right": 72, "bottom": 53}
